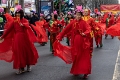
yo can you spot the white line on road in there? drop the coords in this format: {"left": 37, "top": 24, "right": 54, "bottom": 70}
{"left": 112, "top": 50, "right": 120, "bottom": 80}
{"left": 0, "top": 30, "right": 4, "bottom": 31}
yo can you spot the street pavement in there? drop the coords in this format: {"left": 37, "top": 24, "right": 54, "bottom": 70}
{"left": 0, "top": 36, "right": 120, "bottom": 80}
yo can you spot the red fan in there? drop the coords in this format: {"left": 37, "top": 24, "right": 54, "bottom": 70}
{"left": 107, "top": 23, "right": 120, "bottom": 36}
{"left": 53, "top": 40, "right": 72, "bottom": 64}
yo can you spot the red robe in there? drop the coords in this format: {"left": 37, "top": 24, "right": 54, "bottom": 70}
{"left": 0, "top": 15, "right": 39, "bottom": 69}
{"left": 44, "top": 20, "right": 61, "bottom": 52}
{"left": 82, "top": 16, "right": 95, "bottom": 53}
{"left": 94, "top": 19, "right": 103, "bottom": 46}
{"left": 57, "top": 19, "right": 91, "bottom": 75}
{"left": 105, "top": 15, "right": 115, "bottom": 37}
{"left": 108, "top": 15, "right": 115, "bottom": 27}
{"left": 31, "top": 20, "right": 48, "bottom": 43}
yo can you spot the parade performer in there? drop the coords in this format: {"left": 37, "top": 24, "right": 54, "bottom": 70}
{"left": 94, "top": 12, "right": 103, "bottom": 48}
{"left": 82, "top": 9, "right": 95, "bottom": 53}
{"left": 0, "top": 6, "right": 39, "bottom": 74}
{"left": 107, "top": 15, "right": 120, "bottom": 36}
{"left": 56, "top": 5, "right": 91, "bottom": 79}
{"left": 105, "top": 13, "right": 114, "bottom": 39}
{"left": 31, "top": 13, "right": 48, "bottom": 46}
{"left": 59, "top": 13, "right": 65, "bottom": 30}
{"left": 44, "top": 11, "right": 62, "bottom": 54}
{"left": 66, "top": 11, "right": 74, "bottom": 46}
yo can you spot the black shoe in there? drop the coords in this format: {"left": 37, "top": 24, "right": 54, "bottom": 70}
{"left": 97, "top": 45, "right": 99, "bottom": 48}
{"left": 105, "top": 36, "right": 107, "bottom": 39}
{"left": 100, "top": 44, "right": 103, "bottom": 47}
{"left": 41, "top": 43, "right": 45, "bottom": 46}
{"left": 83, "top": 74, "right": 89, "bottom": 79}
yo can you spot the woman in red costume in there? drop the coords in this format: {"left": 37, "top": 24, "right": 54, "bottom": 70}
{"left": 57, "top": 6, "right": 91, "bottom": 79}
{"left": 66, "top": 11, "right": 74, "bottom": 46}
{"left": 0, "top": 8, "right": 38, "bottom": 74}
{"left": 105, "top": 13, "right": 115, "bottom": 39}
{"left": 31, "top": 13, "right": 48, "bottom": 46}
{"left": 59, "top": 13, "right": 65, "bottom": 30}
{"left": 94, "top": 12, "right": 103, "bottom": 48}
{"left": 82, "top": 9, "right": 95, "bottom": 54}
{"left": 44, "top": 11, "right": 61, "bottom": 54}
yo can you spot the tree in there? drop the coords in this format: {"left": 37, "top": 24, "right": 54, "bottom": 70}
{"left": 19, "top": 0, "right": 24, "bottom": 8}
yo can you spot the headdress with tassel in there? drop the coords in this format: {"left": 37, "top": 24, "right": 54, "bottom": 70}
{"left": 40, "top": 13, "right": 44, "bottom": 17}
{"left": 75, "top": 5, "right": 83, "bottom": 12}
{"left": 15, "top": 5, "right": 22, "bottom": 12}
{"left": 53, "top": 11, "right": 58, "bottom": 15}
{"left": 67, "top": 11, "right": 72, "bottom": 15}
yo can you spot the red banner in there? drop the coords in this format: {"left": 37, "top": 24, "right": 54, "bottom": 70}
{"left": 100, "top": 4, "right": 120, "bottom": 12}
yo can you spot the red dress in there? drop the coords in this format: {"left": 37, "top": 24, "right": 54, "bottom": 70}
{"left": 57, "top": 19, "right": 91, "bottom": 75}
{"left": 31, "top": 20, "right": 48, "bottom": 43}
{"left": 0, "top": 17, "right": 39, "bottom": 69}
{"left": 94, "top": 20, "right": 103, "bottom": 46}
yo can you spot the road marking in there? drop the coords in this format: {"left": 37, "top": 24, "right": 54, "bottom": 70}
{"left": 0, "top": 30, "right": 4, "bottom": 31}
{"left": 112, "top": 50, "right": 120, "bottom": 80}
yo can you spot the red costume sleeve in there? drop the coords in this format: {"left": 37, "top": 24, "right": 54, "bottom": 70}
{"left": 1, "top": 22, "right": 14, "bottom": 39}
{"left": 35, "top": 21, "right": 48, "bottom": 42}
{"left": 22, "top": 19, "right": 30, "bottom": 28}
{"left": 53, "top": 40, "right": 72, "bottom": 64}
{"left": 22, "top": 19, "right": 38, "bottom": 42}
{"left": 107, "top": 23, "right": 120, "bottom": 36}
{"left": 0, "top": 14, "right": 14, "bottom": 62}
{"left": 57, "top": 21, "right": 73, "bottom": 40}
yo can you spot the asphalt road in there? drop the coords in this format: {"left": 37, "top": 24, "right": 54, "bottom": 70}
{"left": 0, "top": 36, "right": 119, "bottom": 80}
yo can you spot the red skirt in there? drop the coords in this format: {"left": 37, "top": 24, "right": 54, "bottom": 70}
{"left": 12, "top": 32, "right": 38, "bottom": 69}
{"left": 70, "top": 35, "right": 91, "bottom": 74}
